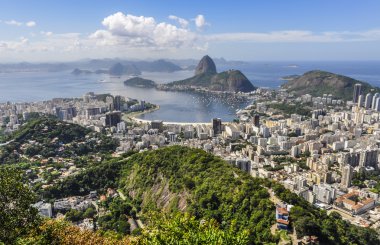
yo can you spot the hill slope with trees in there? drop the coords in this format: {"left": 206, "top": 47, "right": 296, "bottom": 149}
{"left": 282, "top": 70, "right": 380, "bottom": 100}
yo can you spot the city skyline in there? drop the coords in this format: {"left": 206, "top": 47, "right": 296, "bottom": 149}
{"left": 1, "top": 0, "right": 380, "bottom": 62}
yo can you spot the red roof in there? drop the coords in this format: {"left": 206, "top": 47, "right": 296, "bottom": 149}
{"left": 277, "top": 207, "right": 289, "bottom": 215}
{"left": 277, "top": 219, "right": 289, "bottom": 225}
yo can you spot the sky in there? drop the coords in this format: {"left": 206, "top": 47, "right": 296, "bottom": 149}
{"left": 0, "top": 0, "right": 380, "bottom": 62}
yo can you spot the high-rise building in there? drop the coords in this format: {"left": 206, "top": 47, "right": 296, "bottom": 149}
{"left": 105, "top": 111, "right": 121, "bottom": 127}
{"left": 372, "top": 93, "right": 380, "bottom": 110}
{"left": 365, "top": 93, "right": 373, "bottom": 109}
{"left": 212, "top": 118, "right": 222, "bottom": 135}
{"left": 151, "top": 120, "right": 163, "bottom": 131}
{"left": 167, "top": 132, "right": 177, "bottom": 142}
{"left": 358, "top": 94, "right": 365, "bottom": 107}
{"left": 364, "top": 93, "right": 372, "bottom": 109}
{"left": 114, "top": 95, "right": 122, "bottom": 111}
{"left": 376, "top": 97, "right": 380, "bottom": 112}
{"left": 106, "top": 96, "right": 114, "bottom": 111}
{"left": 353, "top": 83, "right": 362, "bottom": 103}
{"left": 341, "top": 164, "right": 353, "bottom": 188}
{"left": 252, "top": 114, "right": 260, "bottom": 127}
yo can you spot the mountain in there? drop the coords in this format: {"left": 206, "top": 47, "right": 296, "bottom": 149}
{"left": 71, "top": 60, "right": 181, "bottom": 76}
{"left": 134, "top": 59, "right": 182, "bottom": 72}
{"left": 43, "top": 145, "right": 380, "bottom": 244}
{"left": 282, "top": 70, "right": 380, "bottom": 100}
{"left": 166, "top": 55, "right": 256, "bottom": 93}
{"left": 45, "top": 146, "right": 276, "bottom": 243}
{"left": 195, "top": 55, "right": 217, "bottom": 75}
{"left": 124, "top": 77, "right": 156, "bottom": 88}
{"left": 109, "top": 63, "right": 141, "bottom": 76}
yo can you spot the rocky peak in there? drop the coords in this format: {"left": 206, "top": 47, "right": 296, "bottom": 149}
{"left": 195, "top": 55, "right": 217, "bottom": 76}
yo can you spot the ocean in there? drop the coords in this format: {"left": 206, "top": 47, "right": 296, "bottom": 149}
{"left": 1, "top": 61, "right": 380, "bottom": 122}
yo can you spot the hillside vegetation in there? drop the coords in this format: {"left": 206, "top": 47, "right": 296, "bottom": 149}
{"left": 123, "top": 77, "right": 156, "bottom": 88}
{"left": 45, "top": 146, "right": 277, "bottom": 243}
{"left": 282, "top": 70, "right": 380, "bottom": 100}
{"left": 3, "top": 144, "right": 380, "bottom": 244}
{"left": 0, "top": 116, "right": 118, "bottom": 163}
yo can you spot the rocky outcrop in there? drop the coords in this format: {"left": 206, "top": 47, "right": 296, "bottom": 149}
{"left": 195, "top": 55, "right": 217, "bottom": 75}
{"left": 166, "top": 55, "right": 256, "bottom": 93}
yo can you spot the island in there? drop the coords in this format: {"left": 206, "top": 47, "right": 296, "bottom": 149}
{"left": 123, "top": 77, "right": 157, "bottom": 88}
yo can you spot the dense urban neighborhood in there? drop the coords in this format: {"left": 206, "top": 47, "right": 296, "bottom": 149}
{"left": 2, "top": 82, "right": 380, "bottom": 244}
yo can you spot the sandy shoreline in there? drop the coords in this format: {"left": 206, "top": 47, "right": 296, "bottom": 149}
{"left": 122, "top": 105, "right": 161, "bottom": 122}
{"left": 123, "top": 104, "right": 230, "bottom": 126}
{"left": 131, "top": 117, "right": 213, "bottom": 126}
{"left": 122, "top": 106, "right": 214, "bottom": 125}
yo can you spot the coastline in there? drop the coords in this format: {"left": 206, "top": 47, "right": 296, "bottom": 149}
{"left": 131, "top": 117, "right": 214, "bottom": 126}
{"left": 123, "top": 103, "right": 218, "bottom": 126}
{"left": 122, "top": 105, "right": 161, "bottom": 122}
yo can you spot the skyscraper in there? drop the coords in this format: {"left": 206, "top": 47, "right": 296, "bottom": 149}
{"left": 376, "top": 97, "right": 380, "bottom": 112}
{"left": 341, "top": 164, "right": 353, "bottom": 188}
{"left": 212, "top": 118, "right": 222, "bottom": 135}
{"left": 365, "top": 93, "right": 373, "bottom": 109}
{"left": 252, "top": 114, "right": 260, "bottom": 127}
{"left": 358, "top": 94, "right": 365, "bottom": 107}
{"left": 105, "top": 111, "right": 121, "bottom": 127}
{"left": 353, "top": 83, "right": 362, "bottom": 103}
{"left": 114, "top": 95, "right": 122, "bottom": 111}
{"left": 372, "top": 93, "right": 380, "bottom": 110}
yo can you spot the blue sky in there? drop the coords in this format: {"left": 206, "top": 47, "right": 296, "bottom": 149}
{"left": 1, "top": 0, "right": 380, "bottom": 62}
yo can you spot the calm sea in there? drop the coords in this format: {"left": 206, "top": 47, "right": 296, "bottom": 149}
{"left": 1, "top": 61, "right": 380, "bottom": 122}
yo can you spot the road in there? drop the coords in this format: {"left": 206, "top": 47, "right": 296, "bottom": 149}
{"left": 117, "top": 189, "right": 145, "bottom": 229}
{"left": 0, "top": 139, "right": 14, "bottom": 146}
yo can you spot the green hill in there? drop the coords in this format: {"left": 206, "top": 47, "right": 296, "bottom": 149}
{"left": 282, "top": 70, "right": 379, "bottom": 100}
{"left": 43, "top": 146, "right": 380, "bottom": 244}
{"left": 45, "top": 146, "right": 276, "bottom": 243}
{"left": 0, "top": 116, "right": 118, "bottom": 163}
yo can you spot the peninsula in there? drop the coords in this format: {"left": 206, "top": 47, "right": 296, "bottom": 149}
{"left": 158, "top": 55, "right": 256, "bottom": 93}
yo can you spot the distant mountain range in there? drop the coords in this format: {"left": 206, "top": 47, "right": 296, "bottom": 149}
{"left": 71, "top": 60, "right": 183, "bottom": 76}
{"left": 282, "top": 70, "right": 380, "bottom": 100}
{"left": 0, "top": 57, "right": 249, "bottom": 73}
{"left": 163, "top": 55, "right": 256, "bottom": 93}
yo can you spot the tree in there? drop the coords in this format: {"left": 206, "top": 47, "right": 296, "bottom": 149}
{"left": 0, "top": 168, "right": 40, "bottom": 244}
{"left": 83, "top": 207, "right": 96, "bottom": 219}
{"left": 65, "top": 209, "right": 83, "bottom": 222}
{"left": 294, "top": 216, "right": 320, "bottom": 238}
{"left": 140, "top": 212, "right": 250, "bottom": 244}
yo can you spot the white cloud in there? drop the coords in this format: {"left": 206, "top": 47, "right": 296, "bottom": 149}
{"left": 40, "top": 31, "right": 53, "bottom": 37}
{"left": 206, "top": 29, "right": 380, "bottom": 43}
{"left": 168, "top": 15, "right": 189, "bottom": 28}
{"left": 90, "top": 12, "right": 199, "bottom": 49}
{"left": 26, "top": 21, "right": 36, "bottom": 27}
{"left": 194, "top": 15, "right": 208, "bottom": 29}
{"left": 5, "top": 20, "right": 23, "bottom": 26}
{"left": 2, "top": 11, "right": 380, "bottom": 62}
{"left": 0, "top": 37, "right": 29, "bottom": 51}
{"left": 2, "top": 20, "right": 36, "bottom": 27}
